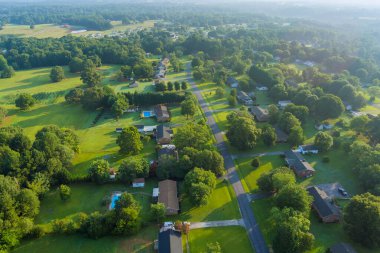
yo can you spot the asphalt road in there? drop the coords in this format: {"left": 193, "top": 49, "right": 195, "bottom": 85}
{"left": 186, "top": 64, "right": 269, "bottom": 253}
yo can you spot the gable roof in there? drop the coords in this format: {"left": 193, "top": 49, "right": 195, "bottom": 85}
{"left": 307, "top": 186, "right": 340, "bottom": 218}
{"left": 158, "top": 229, "right": 183, "bottom": 253}
{"left": 154, "top": 105, "right": 170, "bottom": 119}
{"left": 158, "top": 180, "right": 179, "bottom": 211}
{"left": 285, "top": 150, "right": 315, "bottom": 174}
{"left": 251, "top": 106, "right": 269, "bottom": 122}
{"left": 157, "top": 125, "right": 172, "bottom": 140}
{"left": 237, "top": 91, "right": 251, "bottom": 101}
{"left": 329, "top": 243, "right": 357, "bottom": 253}
{"left": 275, "top": 127, "right": 289, "bottom": 142}
{"left": 226, "top": 76, "right": 238, "bottom": 85}
{"left": 300, "top": 144, "right": 318, "bottom": 151}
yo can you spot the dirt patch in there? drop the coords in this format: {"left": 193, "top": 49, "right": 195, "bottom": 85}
{"left": 316, "top": 182, "right": 350, "bottom": 199}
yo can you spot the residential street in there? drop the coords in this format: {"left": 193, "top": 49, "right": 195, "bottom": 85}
{"left": 186, "top": 63, "right": 269, "bottom": 253}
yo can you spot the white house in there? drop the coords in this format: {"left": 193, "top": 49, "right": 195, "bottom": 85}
{"left": 132, "top": 178, "right": 145, "bottom": 188}
{"left": 298, "top": 144, "right": 319, "bottom": 155}
{"left": 278, "top": 100, "right": 292, "bottom": 109}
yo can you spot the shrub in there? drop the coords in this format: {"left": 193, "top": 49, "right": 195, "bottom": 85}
{"left": 322, "top": 156, "right": 330, "bottom": 163}
{"left": 251, "top": 158, "right": 260, "bottom": 168}
{"left": 26, "top": 225, "right": 46, "bottom": 239}
{"left": 59, "top": 184, "right": 71, "bottom": 201}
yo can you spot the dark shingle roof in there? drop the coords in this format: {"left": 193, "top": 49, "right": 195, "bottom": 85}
{"left": 158, "top": 229, "right": 183, "bottom": 253}
{"left": 250, "top": 106, "right": 269, "bottom": 122}
{"left": 285, "top": 150, "right": 315, "bottom": 174}
{"left": 329, "top": 243, "right": 357, "bottom": 253}
{"left": 307, "top": 186, "right": 340, "bottom": 218}
{"left": 157, "top": 125, "right": 171, "bottom": 140}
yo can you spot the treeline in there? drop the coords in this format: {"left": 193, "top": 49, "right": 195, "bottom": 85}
{"left": 124, "top": 92, "right": 185, "bottom": 106}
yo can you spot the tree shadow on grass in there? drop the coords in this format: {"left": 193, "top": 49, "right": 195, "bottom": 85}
{"left": 0, "top": 74, "right": 51, "bottom": 93}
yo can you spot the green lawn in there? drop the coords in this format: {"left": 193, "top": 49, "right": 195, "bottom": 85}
{"left": 177, "top": 179, "right": 241, "bottom": 222}
{"left": 35, "top": 180, "right": 157, "bottom": 225}
{"left": 235, "top": 156, "right": 284, "bottom": 193}
{"left": 187, "top": 227, "right": 253, "bottom": 253}
{"left": 12, "top": 225, "right": 157, "bottom": 253}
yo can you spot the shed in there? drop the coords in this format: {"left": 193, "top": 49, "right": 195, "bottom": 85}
{"left": 132, "top": 178, "right": 145, "bottom": 188}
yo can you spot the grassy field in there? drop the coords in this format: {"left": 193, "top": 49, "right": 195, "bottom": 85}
{"left": 13, "top": 226, "right": 157, "bottom": 253}
{"left": 235, "top": 156, "right": 285, "bottom": 193}
{"left": 0, "top": 20, "right": 156, "bottom": 38}
{"left": 178, "top": 179, "right": 241, "bottom": 221}
{"left": 187, "top": 227, "right": 253, "bottom": 253}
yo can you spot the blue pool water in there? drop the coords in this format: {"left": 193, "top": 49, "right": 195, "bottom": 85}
{"left": 143, "top": 111, "right": 152, "bottom": 117}
{"left": 110, "top": 194, "right": 121, "bottom": 209}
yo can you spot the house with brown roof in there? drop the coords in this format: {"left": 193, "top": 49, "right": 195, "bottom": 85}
{"left": 307, "top": 186, "right": 341, "bottom": 223}
{"left": 250, "top": 106, "right": 269, "bottom": 122}
{"left": 158, "top": 180, "right": 180, "bottom": 215}
{"left": 154, "top": 105, "right": 170, "bottom": 122}
{"left": 284, "top": 150, "right": 315, "bottom": 178}
{"left": 156, "top": 125, "right": 172, "bottom": 145}
{"left": 329, "top": 243, "right": 357, "bottom": 253}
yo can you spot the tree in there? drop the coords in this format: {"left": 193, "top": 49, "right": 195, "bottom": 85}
{"left": 174, "top": 123, "right": 212, "bottom": 150}
{"left": 314, "top": 132, "right": 333, "bottom": 152}
{"left": 268, "top": 104, "right": 280, "bottom": 124}
{"left": 257, "top": 167, "right": 295, "bottom": 192}
{"left": 1, "top": 66, "right": 15, "bottom": 78}
{"left": 184, "top": 168, "right": 216, "bottom": 206}
{"left": 226, "top": 113, "right": 261, "bottom": 150}
{"left": 59, "top": 184, "right": 71, "bottom": 201}
{"left": 350, "top": 115, "right": 370, "bottom": 133}
{"left": 27, "top": 172, "right": 50, "bottom": 198}
{"left": 228, "top": 95, "right": 237, "bottom": 107}
{"left": 0, "top": 55, "right": 8, "bottom": 70}
{"left": 0, "top": 146, "right": 21, "bottom": 176}
{"left": 117, "top": 157, "right": 149, "bottom": 184}
{"left": 288, "top": 126, "right": 305, "bottom": 146}
{"left": 181, "top": 98, "right": 196, "bottom": 119}
{"left": 0, "top": 107, "right": 7, "bottom": 123}
{"left": 343, "top": 193, "right": 380, "bottom": 248}
{"left": 111, "top": 96, "right": 129, "bottom": 119}
{"left": 215, "top": 87, "right": 224, "bottom": 98}
{"left": 269, "top": 84, "right": 288, "bottom": 101}
{"left": 150, "top": 203, "right": 166, "bottom": 222}
{"left": 284, "top": 104, "right": 309, "bottom": 123}
{"left": 17, "top": 188, "right": 40, "bottom": 218}
{"left": 80, "top": 66, "right": 102, "bottom": 87}
{"left": 275, "top": 184, "right": 312, "bottom": 214}
{"left": 15, "top": 93, "right": 36, "bottom": 110}
{"left": 174, "top": 81, "right": 180, "bottom": 91}
{"left": 183, "top": 148, "right": 225, "bottom": 176}
{"left": 167, "top": 82, "right": 174, "bottom": 91}
{"left": 88, "top": 159, "right": 110, "bottom": 184}
{"left": 316, "top": 94, "right": 345, "bottom": 120}
{"left": 278, "top": 112, "right": 301, "bottom": 134}
{"left": 50, "top": 66, "right": 65, "bottom": 82}
{"left": 69, "top": 57, "right": 84, "bottom": 73}
{"left": 181, "top": 81, "right": 188, "bottom": 90}
{"left": 116, "top": 127, "right": 143, "bottom": 155}
{"left": 262, "top": 125, "right": 277, "bottom": 146}
{"left": 65, "top": 88, "right": 84, "bottom": 103}
{"left": 272, "top": 207, "right": 314, "bottom": 253}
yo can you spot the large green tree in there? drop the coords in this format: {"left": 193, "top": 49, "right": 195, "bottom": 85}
{"left": 316, "top": 94, "right": 345, "bottom": 120}
{"left": 88, "top": 159, "right": 110, "bottom": 184}
{"left": 15, "top": 93, "right": 36, "bottom": 110}
{"left": 226, "top": 113, "right": 261, "bottom": 150}
{"left": 50, "top": 66, "right": 65, "bottom": 82}
{"left": 275, "top": 184, "right": 312, "bottom": 214}
{"left": 116, "top": 127, "right": 143, "bottom": 155}
{"left": 117, "top": 157, "right": 149, "bottom": 184}
{"left": 314, "top": 132, "right": 333, "bottom": 152}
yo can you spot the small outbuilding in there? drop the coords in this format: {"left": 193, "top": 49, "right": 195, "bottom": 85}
{"left": 132, "top": 178, "right": 145, "bottom": 188}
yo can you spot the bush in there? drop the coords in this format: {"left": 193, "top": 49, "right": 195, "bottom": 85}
{"left": 59, "top": 184, "right": 71, "bottom": 201}
{"left": 52, "top": 218, "right": 78, "bottom": 234}
{"left": 26, "top": 225, "right": 46, "bottom": 239}
{"left": 322, "top": 156, "right": 330, "bottom": 163}
{"left": 251, "top": 158, "right": 260, "bottom": 168}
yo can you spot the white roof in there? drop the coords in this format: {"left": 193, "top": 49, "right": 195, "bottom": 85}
{"left": 153, "top": 188, "right": 159, "bottom": 197}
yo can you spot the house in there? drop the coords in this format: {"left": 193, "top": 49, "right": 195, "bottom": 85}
{"left": 129, "top": 81, "right": 138, "bottom": 88}
{"left": 156, "top": 125, "right": 172, "bottom": 145}
{"left": 135, "top": 125, "right": 157, "bottom": 135}
{"left": 329, "top": 243, "right": 357, "bottom": 253}
{"left": 154, "top": 105, "right": 170, "bottom": 122}
{"left": 226, "top": 77, "right": 239, "bottom": 88}
{"left": 132, "top": 178, "right": 145, "bottom": 188}
{"left": 157, "top": 145, "right": 178, "bottom": 160}
{"left": 278, "top": 100, "right": 292, "bottom": 109}
{"left": 307, "top": 186, "right": 341, "bottom": 223}
{"left": 298, "top": 144, "right": 319, "bottom": 154}
{"left": 285, "top": 79, "right": 299, "bottom": 88}
{"left": 315, "top": 123, "right": 333, "bottom": 130}
{"left": 256, "top": 86, "right": 268, "bottom": 91}
{"left": 158, "top": 228, "right": 183, "bottom": 253}
{"left": 284, "top": 150, "right": 315, "bottom": 178}
{"left": 158, "top": 180, "right": 180, "bottom": 215}
{"left": 250, "top": 106, "right": 269, "bottom": 122}
{"left": 237, "top": 91, "right": 254, "bottom": 105}
{"left": 275, "top": 127, "right": 289, "bottom": 143}
{"left": 109, "top": 168, "right": 116, "bottom": 180}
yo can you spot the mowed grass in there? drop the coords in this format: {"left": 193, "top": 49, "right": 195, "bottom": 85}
{"left": 178, "top": 179, "right": 241, "bottom": 221}
{"left": 235, "top": 156, "right": 284, "bottom": 193}
{"left": 0, "top": 24, "right": 70, "bottom": 38}
{"left": 187, "top": 227, "right": 253, "bottom": 253}
{"left": 12, "top": 225, "right": 157, "bottom": 253}
{"left": 35, "top": 180, "right": 157, "bottom": 224}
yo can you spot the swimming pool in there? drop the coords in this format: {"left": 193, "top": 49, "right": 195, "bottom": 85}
{"left": 142, "top": 111, "right": 154, "bottom": 118}
{"left": 109, "top": 193, "right": 122, "bottom": 210}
